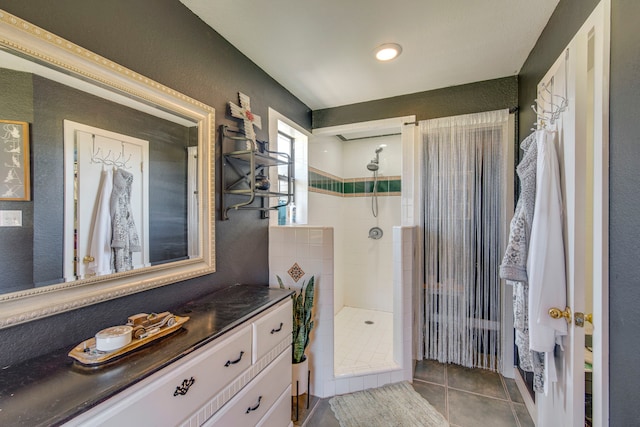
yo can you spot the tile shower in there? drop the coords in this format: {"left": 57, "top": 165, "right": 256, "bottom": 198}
{"left": 269, "top": 225, "right": 414, "bottom": 398}
{"left": 269, "top": 126, "right": 416, "bottom": 398}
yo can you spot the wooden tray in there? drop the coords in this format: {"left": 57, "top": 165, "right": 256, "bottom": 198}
{"left": 68, "top": 315, "right": 189, "bottom": 366}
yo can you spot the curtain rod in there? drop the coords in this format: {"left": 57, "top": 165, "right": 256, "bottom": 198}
{"left": 403, "top": 107, "right": 519, "bottom": 126}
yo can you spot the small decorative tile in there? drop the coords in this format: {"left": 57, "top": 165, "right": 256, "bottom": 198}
{"left": 288, "top": 262, "right": 305, "bottom": 282}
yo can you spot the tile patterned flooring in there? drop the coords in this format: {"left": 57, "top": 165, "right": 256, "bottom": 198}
{"left": 334, "top": 307, "right": 397, "bottom": 376}
{"left": 300, "top": 359, "right": 535, "bottom": 427}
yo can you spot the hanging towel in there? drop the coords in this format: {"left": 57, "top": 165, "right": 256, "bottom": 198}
{"left": 527, "top": 129, "right": 568, "bottom": 394}
{"left": 86, "top": 168, "right": 113, "bottom": 276}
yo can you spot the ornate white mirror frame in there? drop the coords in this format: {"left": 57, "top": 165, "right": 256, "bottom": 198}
{"left": 0, "top": 10, "right": 215, "bottom": 329}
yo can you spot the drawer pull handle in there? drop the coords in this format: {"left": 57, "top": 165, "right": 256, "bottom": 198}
{"left": 173, "top": 377, "right": 195, "bottom": 396}
{"left": 270, "top": 322, "right": 283, "bottom": 334}
{"left": 224, "top": 351, "right": 245, "bottom": 367}
{"left": 246, "top": 396, "right": 262, "bottom": 414}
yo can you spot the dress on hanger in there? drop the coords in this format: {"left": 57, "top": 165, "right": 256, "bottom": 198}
{"left": 110, "top": 168, "right": 141, "bottom": 272}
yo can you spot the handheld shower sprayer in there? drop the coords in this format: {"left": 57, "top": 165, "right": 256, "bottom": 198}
{"left": 366, "top": 147, "right": 384, "bottom": 171}
{"left": 367, "top": 146, "right": 384, "bottom": 217}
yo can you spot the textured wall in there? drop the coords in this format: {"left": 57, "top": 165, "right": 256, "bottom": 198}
{"left": 609, "top": 0, "right": 640, "bottom": 424}
{"left": 313, "top": 76, "right": 517, "bottom": 129}
{"left": 0, "top": 69, "right": 33, "bottom": 292}
{"left": 0, "top": 0, "right": 311, "bottom": 367}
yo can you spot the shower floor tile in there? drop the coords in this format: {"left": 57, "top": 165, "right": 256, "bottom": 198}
{"left": 334, "top": 306, "right": 398, "bottom": 376}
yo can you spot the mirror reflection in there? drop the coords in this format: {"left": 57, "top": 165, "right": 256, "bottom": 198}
{"left": 0, "top": 48, "right": 199, "bottom": 293}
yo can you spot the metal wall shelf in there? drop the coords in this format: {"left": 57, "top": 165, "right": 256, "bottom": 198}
{"left": 221, "top": 125, "right": 293, "bottom": 220}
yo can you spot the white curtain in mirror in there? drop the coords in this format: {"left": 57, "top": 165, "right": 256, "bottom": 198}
{"left": 187, "top": 146, "right": 199, "bottom": 257}
{"left": 419, "top": 109, "right": 509, "bottom": 371}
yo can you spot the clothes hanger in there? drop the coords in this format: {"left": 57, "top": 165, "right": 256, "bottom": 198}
{"left": 531, "top": 49, "right": 570, "bottom": 131}
{"left": 531, "top": 79, "right": 568, "bottom": 131}
{"left": 90, "top": 136, "right": 132, "bottom": 169}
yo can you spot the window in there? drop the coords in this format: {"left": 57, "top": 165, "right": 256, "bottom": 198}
{"left": 277, "top": 130, "right": 295, "bottom": 202}
{"left": 268, "top": 109, "right": 308, "bottom": 225}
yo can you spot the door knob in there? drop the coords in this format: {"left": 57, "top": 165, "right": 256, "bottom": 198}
{"left": 549, "top": 306, "right": 572, "bottom": 323}
{"left": 575, "top": 312, "right": 593, "bottom": 328}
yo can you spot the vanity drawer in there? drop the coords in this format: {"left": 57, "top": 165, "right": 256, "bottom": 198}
{"left": 66, "top": 325, "right": 252, "bottom": 427}
{"left": 203, "top": 348, "right": 291, "bottom": 426}
{"left": 253, "top": 299, "right": 293, "bottom": 363}
{"left": 255, "top": 385, "right": 292, "bottom": 427}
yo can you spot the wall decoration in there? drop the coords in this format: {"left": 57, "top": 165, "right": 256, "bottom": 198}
{"left": 0, "top": 120, "right": 30, "bottom": 201}
{"left": 288, "top": 262, "right": 305, "bottom": 283}
{"left": 229, "top": 92, "right": 262, "bottom": 146}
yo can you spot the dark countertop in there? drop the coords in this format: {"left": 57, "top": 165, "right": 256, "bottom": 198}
{"left": 0, "top": 284, "right": 293, "bottom": 427}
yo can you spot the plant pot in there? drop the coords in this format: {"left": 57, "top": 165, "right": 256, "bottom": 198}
{"left": 291, "top": 355, "right": 309, "bottom": 396}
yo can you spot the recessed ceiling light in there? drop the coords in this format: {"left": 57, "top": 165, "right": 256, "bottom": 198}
{"left": 374, "top": 43, "right": 402, "bottom": 62}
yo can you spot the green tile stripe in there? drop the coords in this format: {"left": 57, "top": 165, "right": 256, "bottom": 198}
{"left": 309, "top": 167, "right": 400, "bottom": 197}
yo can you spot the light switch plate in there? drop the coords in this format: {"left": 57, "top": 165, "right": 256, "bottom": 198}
{"left": 0, "top": 210, "right": 22, "bottom": 227}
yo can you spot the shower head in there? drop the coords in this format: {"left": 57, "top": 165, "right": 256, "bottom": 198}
{"left": 367, "top": 147, "right": 383, "bottom": 171}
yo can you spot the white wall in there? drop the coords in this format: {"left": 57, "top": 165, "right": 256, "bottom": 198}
{"left": 308, "top": 133, "right": 401, "bottom": 313}
{"left": 308, "top": 134, "right": 343, "bottom": 177}
{"left": 342, "top": 196, "right": 397, "bottom": 312}
{"left": 341, "top": 135, "right": 402, "bottom": 178}
{"left": 308, "top": 191, "right": 344, "bottom": 312}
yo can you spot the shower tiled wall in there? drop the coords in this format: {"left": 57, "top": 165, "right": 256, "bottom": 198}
{"left": 269, "top": 226, "right": 335, "bottom": 398}
{"left": 268, "top": 225, "right": 415, "bottom": 398}
{"left": 309, "top": 167, "right": 401, "bottom": 197}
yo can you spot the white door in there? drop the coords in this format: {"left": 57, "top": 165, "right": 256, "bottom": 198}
{"left": 63, "top": 121, "right": 150, "bottom": 281}
{"left": 535, "top": 1, "right": 609, "bottom": 426}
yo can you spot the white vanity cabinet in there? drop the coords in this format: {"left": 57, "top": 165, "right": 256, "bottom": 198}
{"left": 64, "top": 299, "right": 293, "bottom": 427}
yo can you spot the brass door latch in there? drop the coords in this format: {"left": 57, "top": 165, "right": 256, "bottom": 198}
{"left": 549, "top": 306, "right": 593, "bottom": 327}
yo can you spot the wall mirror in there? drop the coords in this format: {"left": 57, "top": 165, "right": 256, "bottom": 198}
{"left": 0, "top": 10, "right": 215, "bottom": 329}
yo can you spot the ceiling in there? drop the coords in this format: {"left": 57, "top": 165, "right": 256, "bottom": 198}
{"left": 180, "top": 0, "right": 559, "bottom": 111}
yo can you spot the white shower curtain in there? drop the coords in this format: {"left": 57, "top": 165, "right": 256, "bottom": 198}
{"left": 187, "top": 146, "right": 199, "bottom": 258}
{"left": 419, "top": 110, "right": 509, "bottom": 371}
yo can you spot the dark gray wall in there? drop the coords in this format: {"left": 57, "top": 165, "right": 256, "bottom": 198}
{"left": 0, "top": 0, "right": 311, "bottom": 367}
{"left": 0, "top": 69, "right": 33, "bottom": 292}
{"left": 609, "top": 1, "right": 640, "bottom": 424}
{"left": 313, "top": 76, "right": 518, "bottom": 128}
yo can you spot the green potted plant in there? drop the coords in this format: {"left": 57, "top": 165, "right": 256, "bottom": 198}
{"left": 278, "top": 275, "right": 315, "bottom": 395}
